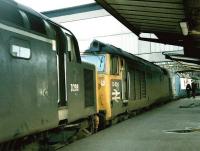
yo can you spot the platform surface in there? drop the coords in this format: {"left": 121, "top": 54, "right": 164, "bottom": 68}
{"left": 60, "top": 97, "right": 200, "bottom": 151}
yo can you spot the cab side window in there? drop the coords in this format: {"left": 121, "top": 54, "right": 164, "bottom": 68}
{"left": 66, "top": 35, "right": 76, "bottom": 62}
{"left": 10, "top": 37, "right": 31, "bottom": 59}
{"left": 110, "top": 55, "right": 119, "bottom": 75}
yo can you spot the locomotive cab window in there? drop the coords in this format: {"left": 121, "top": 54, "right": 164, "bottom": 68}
{"left": 11, "top": 45, "right": 31, "bottom": 59}
{"left": 110, "top": 55, "right": 119, "bottom": 75}
{"left": 10, "top": 38, "right": 31, "bottom": 59}
{"left": 66, "top": 35, "right": 75, "bottom": 61}
{"left": 65, "top": 34, "right": 80, "bottom": 62}
{"left": 81, "top": 54, "right": 106, "bottom": 72}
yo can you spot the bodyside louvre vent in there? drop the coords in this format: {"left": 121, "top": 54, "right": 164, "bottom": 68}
{"left": 84, "top": 69, "right": 95, "bottom": 107}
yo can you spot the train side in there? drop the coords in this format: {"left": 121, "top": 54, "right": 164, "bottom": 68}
{"left": 81, "top": 40, "right": 171, "bottom": 126}
{"left": 0, "top": 0, "right": 97, "bottom": 146}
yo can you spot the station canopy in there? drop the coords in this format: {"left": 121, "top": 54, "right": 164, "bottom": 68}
{"left": 95, "top": 0, "right": 200, "bottom": 64}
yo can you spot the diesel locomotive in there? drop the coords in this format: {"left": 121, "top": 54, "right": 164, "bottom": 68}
{"left": 0, "top": 0, "right": 97, "bottom": 150}
{"left": 0, "top": 0, "right": 173, "bottom": 150}
{"left": 81, "top": 40, "right": 172, "bottom": 127}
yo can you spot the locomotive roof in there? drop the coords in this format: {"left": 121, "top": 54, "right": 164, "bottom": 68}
{"left": 2, "top": 0, "right": 74, "bottom": 36}
{"left": 4, "top": 0, "right": 45, "bottom": 20}
{"left": 84, "top": 40, "right": 164, "bottom": 71}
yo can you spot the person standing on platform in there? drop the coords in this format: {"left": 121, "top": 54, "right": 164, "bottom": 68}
{"left": 186, "top": 83, "right": 191, "bottom": 98}
{"left": 191, "top": 82, "right": 197, "bottom": 98}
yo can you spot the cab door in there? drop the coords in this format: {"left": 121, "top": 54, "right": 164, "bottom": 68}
{"left": 65, "top": 35, "right": 96, "bottom": 122}
{"left": 109, "top": 55, "right": 124, "bottom": 117}
{"left": 64, "top": 36, "right": 83, "bottom": 122}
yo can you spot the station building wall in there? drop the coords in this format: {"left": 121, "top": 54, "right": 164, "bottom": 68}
{"left": 50, "top": 9, "right": 183, "bottom": 62}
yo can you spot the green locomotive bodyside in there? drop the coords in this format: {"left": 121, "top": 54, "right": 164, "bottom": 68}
{"left": 0, "top": 0, "right": 96, "bottom": 144}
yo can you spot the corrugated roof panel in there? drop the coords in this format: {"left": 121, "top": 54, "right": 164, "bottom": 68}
{"left": 123, "top": 15, "right": 182, "bottom": 23}
{"left": 117, "top": 9, "right": 183, "bottom": 18}
{"left": 96, "top": 0, "right": 185, "bottom": 44}
{"left": 111, "top": 4, "right": 184, "bottom": 15}
{"left": 106, "top": 0, "right": 184, "bottom": 9}
{"left": 127, "top": 19, "right": 178, "bottom": 26}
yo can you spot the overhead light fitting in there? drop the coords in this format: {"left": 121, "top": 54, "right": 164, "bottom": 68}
{"left": 180, "top": 22, "right": 188, "bottom": 36}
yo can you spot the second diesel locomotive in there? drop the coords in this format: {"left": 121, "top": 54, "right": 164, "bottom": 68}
{"left": 81, "top": 40, "right": 172, "bottom": 127}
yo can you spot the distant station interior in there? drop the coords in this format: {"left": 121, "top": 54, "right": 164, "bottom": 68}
{"left": 1, "top": 0, "right": 200, "bottom": 151}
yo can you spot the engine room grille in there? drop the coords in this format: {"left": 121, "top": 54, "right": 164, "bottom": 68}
{"left": 84, "top": 69, "right": 95, "bottom": 107}
{"left": 135, "top": 70, "right": 141, "bottom": 100}
{"left": 140, "top": 71, "right": 146, "bottom": 98}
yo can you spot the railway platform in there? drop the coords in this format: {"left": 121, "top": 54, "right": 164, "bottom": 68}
{"left": 59, "top": 97, "right": 200, "bottom": 151}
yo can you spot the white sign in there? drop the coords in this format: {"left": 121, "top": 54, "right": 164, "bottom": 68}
{"left": 112, "top": 89, "right": 121, "bottom": 103}
{"left": 70, "top": 84, "right": 79, "bottom": 92}
{"left": 180, "top": 78, "right": 191, "bottom": 90}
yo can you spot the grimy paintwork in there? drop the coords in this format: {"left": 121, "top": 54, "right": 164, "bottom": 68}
{"left": 0, "top": 0, "right": 174, "bottom": 148}
{"left": 0, "top": 0, "right": 96, "bottom": 144}
{"left": 81, "top": 40, "right": 171, "bottom": 123}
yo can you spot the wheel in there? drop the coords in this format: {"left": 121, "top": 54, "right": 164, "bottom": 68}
{"left": 98, "top": 113, "right": 106, "bottom": 130}
{"left": 87, "top": 115, "right": 96, "bottom": 134}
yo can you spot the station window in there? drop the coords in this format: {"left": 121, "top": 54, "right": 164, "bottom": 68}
{"left": 10, "top": 38, "right": 31, "bottom": 59}
{"left": 110, "top": 55, "right": 119, "bottom": 75}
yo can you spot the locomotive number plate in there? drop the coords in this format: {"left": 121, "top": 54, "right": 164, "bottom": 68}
{"left": 70, "top": 84, "right": 79, "bottom": 92}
